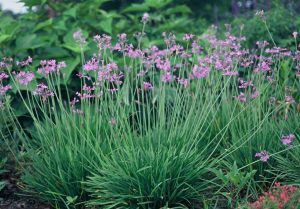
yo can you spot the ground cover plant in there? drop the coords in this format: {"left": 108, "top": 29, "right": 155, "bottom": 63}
{"left": 241, "top": 183, "right": 300, "bottom": 209}
{"left": 0, "top": 11, "right": 300, "bottom": 209}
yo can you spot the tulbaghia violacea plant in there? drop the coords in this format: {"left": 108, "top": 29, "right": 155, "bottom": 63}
{"left": 0, "top": 17, "right": 299, "bottom": 208}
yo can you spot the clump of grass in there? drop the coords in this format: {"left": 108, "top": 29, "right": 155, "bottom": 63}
{"left": 0, "top": 14, "right": 299, "bottom": 208}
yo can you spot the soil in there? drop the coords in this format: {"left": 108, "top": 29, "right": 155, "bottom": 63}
{"left": 0, "top": 166, "right": 51, "bottom": 209}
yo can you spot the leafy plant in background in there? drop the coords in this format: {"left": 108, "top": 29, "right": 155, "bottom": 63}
{"left": 231, "top": 4, "right": 300, "bottom": 48}
{"left": 210, "top": 162, "right": 257, "bottom": 208}
{"left": 0, "top": 0, "right": 207, "bottom": 134}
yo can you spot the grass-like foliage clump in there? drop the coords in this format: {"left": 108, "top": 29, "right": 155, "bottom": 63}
{"left": 0, "top": 14, "right": 300, "bottom": 208}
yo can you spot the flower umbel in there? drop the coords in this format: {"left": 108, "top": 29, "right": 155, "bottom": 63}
{"left": 255, "top": 150, "right": 270, "bottom": 162}
{"left": 281, "top": 134, "right": 295, "bottom": 145}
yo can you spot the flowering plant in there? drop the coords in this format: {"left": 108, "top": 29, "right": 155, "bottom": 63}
{"left": 245, "top": 183, "right": 300, "bottom": 209}
{"left": 0, "top": 13, "right": 299, "bottom": 208}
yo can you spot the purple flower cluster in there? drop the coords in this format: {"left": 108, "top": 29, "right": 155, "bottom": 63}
{"left": 143, "top": 82, "right": 153, "bottom": 91}
{"left": 15, "top": 71, "right": 35, "bottom": 85}
{"left": 94, "top": 34, "right": 112, "bottom": 50}
{"left": 84, "top": 56, "right": 99, "bottom": 71}
{"left": 38, "top": 60, "right": 66, "bottom": 75}
{"left": 0, "top": 72, "right": 9, "bottom": 80}
{"left": 16, "top": 56, "right": 32, "bottom": 67}
{"left": 255, "top": 150, "right": 270, "bottom": 162}
{"left": 281, "top": 134, "right": 295, "bottom": 146}
{"left": 141, "top": 13, "right": 149, "bottom": 24}
{"left": 76, "top": 84, "right": 103, "bottom": 100}
{"left": 192, "top": 64, "right": 210, "bottom": 79}
{"left": 33, "top": 83, "right": 54, "bottom": 101}
{"left": 73, "top": 30, "right": 86, "bottom": 45}
{"left": 285, "top": 96, "right": 295, "bottom": 104}
{"left": 0, "top": 84, "right": 11, "bottom": 96}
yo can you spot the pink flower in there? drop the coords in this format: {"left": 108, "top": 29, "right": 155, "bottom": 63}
{"left": 191, "top": 41, "right": 201, "bottom": 54}
{"left": 76, "top": 72, "right": 91, "bottom": 80}
{"left": 38, "top": 60, "right": 64, "bottom": 75}
{"left": 293, "top": 32, "right": 298, "bottom": 39}
{"left": 73, "top": 30, "right": 86, "bottom": 45}
{"left": 137, "top": 70, "right": 147, "bottom": 77}
{"left": 255, "top": 150, "right": 270, "bottom": 162}
{"left": 251, "top": 90, "right": 260, "bottom": 99}
{"left": 162, "top": 32, "right": 176, "bottom": 47}
{"left": 156, "top": 59, "right": 171, "bottom": 72}
{"left": 183, "top": 34, "right": 194, "bottom": 41}
{"left": 57, "top": 61, "right": 67, "bottom": 69}
{"left": 82, "top": 84, "right": 95, "bottom": 92}
{"left": 16, "top": 56, "right": 32, "bottom": 67}
{"left": 84, "top": 57, "right": 99, "bottom": 71}
{"left": 222, "top": 71, "right": 238, "bottom": 76}
{"left": 106, "top": 62, "right": 118, "bottom": 71}
{"left": 127, "top": 49, "right": 144, "bottom": 58}
{"left": 0, "top": 84, "right": 12, "bottom": 95}
{"left": 16, "top": 71, "right": 35, "bottom": 85}
{"left": 97, "top": 70, "right": 110, "bottom": 82}
{"left": 143, "top": 82, "right": 153, "bottom": 91}
{"left": 141, "top": 13, "right": 149, "bottom": 23}
{"left": 107, "top": 73, "right": 124, "bottom": 85}
{"left": 257, "top": 61, "right": 270, "bottom": 72}
{"left": 256, "top": 41, "right": 269, "bottom": 48}
{"left": 238, "top": 79, "right": 253, "bottom": 89}
{"left": 0, "top": 72, "right": 9, "bottom": 80}
{"left": 161, "top": 72, "right": 173, "bottom": 83}
{"left": 70, "top": 97, "right": 79, "bottom": 106}
{"left": 177, "top": 78, "right": 189, "bottom": 88}
{"left": 118, "top": 33, "right": 127, "bottom": 42}
{"left": 0, "top": 58, "right": 12, "bottom": 69}
{"left": 235, "top": 92, "right": 247, "bottom": 102}
{"left": 76, "top": 91, "right": 103, "bottom": 100}
{"left": 93, "top": 34, "right": 112, "bottom": 50}
{"left": 192, "top": 65, "right": 209, "bottom": 78}
{"left": 285, "top": 96, "right": 295, "bottom": 104}
{"left": 33, "top": 83, "right": 54, "bottom": 101}
{"left": 281, "top": 134, "right": 295, "bottom": 145}
{"left": 113, "top": 43, "right": 122, "bottom": 51}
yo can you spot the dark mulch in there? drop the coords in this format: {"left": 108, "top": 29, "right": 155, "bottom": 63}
{"left": 0, "top": 165, "right": 51, "bottom": 209}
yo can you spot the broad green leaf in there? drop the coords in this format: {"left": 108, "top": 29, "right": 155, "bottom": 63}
{"left": 62, "top": 43, "right": 89, "bottom": 53}
{"left": 0, "top": 15, "right": 15, "bottom": 27}
{"left": 64, "top": 7, "right": 77, "bottom": 18}
{"left": 99, "top": 18, "right": 113, "bottom": 34}
{"left": 33, "top": 19, "right": 53, "bottom": 32}
{"left": 1, "top": 22, "right": 20, "bottom": 35}
{"left": 165, "top": 5, "right": 192, "bottom": 15}
{"left": 122, "top": 3, "right": 149, "bottom": 13}
{"left": 41, "top": 47, "right": 70, "bottom": 59}
{"left": 53, "top": 17, "right": 68, "bottom": 31}
{"left": 145, "top": 0, "right": 173, "bottom": 9}
{"left": 0, "top": 35, "right": 11, "bottom": 44}
{"left": 62, "top": 56, "right": 81, "bottom": 82}
{"left": 15, "top": 34, "right": 47, "bottom": 51}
